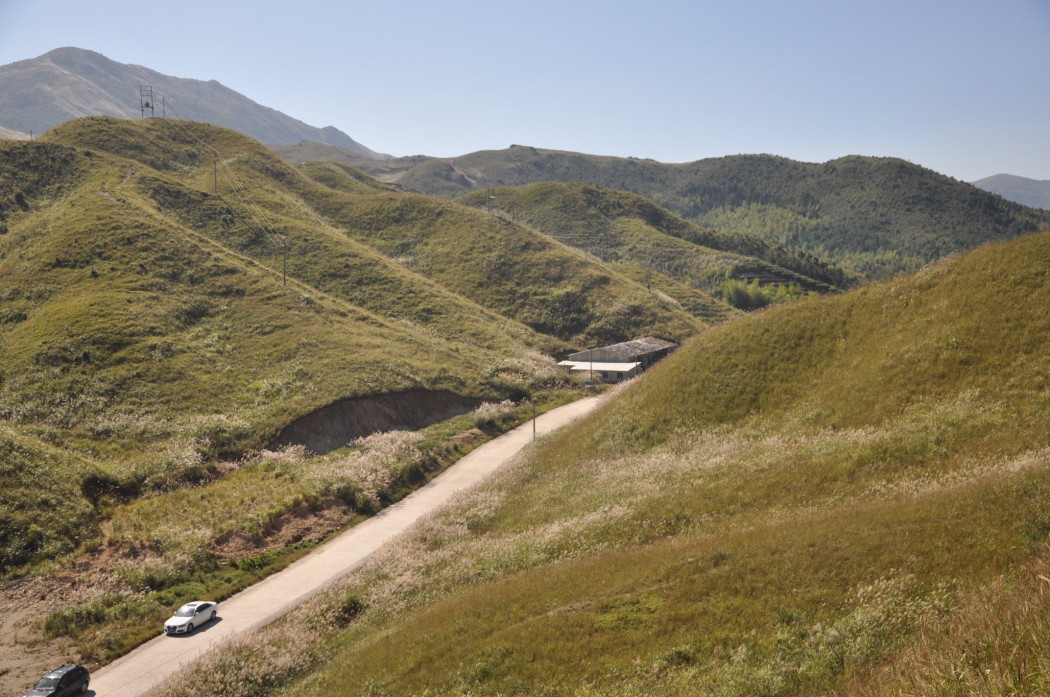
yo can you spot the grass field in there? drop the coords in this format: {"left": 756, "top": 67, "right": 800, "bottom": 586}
{"left": 149, "top": 230, "right": 1050, "bottom": 696}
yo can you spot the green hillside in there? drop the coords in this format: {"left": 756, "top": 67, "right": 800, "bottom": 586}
{"left": 458, "top": 182, "right": 851, "bottom": 314}
{"left": 324, "top": 145, "right": 1050, "bottom": 279}
{"left": 0, "top": 131, "right": 553, "bottom": 571}
{"left": 0, "top": 117, "right": 710, "bottom": 585}
{"left": 3, "top": 119, "right": 664, "bottom": 668}
{"left": 161, "top": 230, "right": 1050, "bottom": 696}
{"left": 44, "top": 118, "right": 704, "bottom": 348}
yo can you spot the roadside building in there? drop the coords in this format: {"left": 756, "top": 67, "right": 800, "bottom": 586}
{"left": 558, "top": 337, "right": 677, "bottom": 383}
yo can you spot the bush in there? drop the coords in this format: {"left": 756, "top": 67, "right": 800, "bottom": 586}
{"left": 338, "top": 594, "right": 365, "bottom": 625}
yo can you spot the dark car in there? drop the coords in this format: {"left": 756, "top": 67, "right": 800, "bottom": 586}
{"left": 23, "top": 665, "right": 90, "bottom": 697}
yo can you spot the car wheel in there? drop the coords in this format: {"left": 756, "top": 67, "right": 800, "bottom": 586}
{"left": 210, "top": 611, "right": 216, "bottom": 621}
{"left": 80, "top": 681, "right": 89, "bottom": 694}
{"left": 186, "top": 622, "right": 194, "bottom": 633}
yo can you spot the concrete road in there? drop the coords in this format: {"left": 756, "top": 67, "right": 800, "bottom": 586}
{"left": 90, "top": 396, "right": 601, "bottom": 697}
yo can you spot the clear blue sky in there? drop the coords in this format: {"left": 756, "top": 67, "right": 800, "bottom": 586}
{"left": 1, "top": 0, "right": 1048, "bottom": 181}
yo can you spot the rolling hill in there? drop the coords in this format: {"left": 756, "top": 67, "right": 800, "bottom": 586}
{"left": 0, "top": 115, "right": 714, "bottom": 579}
{"left": 289, "top": 143, "right": 1050, "bottom": 279}
{"left": 458, "top": 182, "right": 851, "bottom": 315}
{"left": 0, "top": 132, "right": 516, "bottom": 571}
{"left": 0, "top": 47, "right": 385, "bottom": 156}
{"left": 155, "top": 226, "right": 1050, "bottom": 696}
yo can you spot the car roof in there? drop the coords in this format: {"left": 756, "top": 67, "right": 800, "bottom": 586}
{"left": 46, "top": 665, "right": 81, "bottom": 677}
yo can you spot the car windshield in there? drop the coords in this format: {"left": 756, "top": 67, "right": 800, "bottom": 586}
{"left": 34, "top": 677, "right": 60, "bottom": 689}
{"left": 174, "top": 605, "right": 197, "bottom": 617}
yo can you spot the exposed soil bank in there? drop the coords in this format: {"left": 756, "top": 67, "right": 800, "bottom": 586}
{"left": 272, "top": 390, "right": 483, "bottom": 454}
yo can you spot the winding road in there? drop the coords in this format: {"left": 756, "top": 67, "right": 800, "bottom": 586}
{"left": 90, "top": 396, "right": 602, "bottom": 697}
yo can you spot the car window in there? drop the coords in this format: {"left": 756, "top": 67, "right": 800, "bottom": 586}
{"left": 35, "top": 677, "right": 60, "bottom": 689}
{"left": 174, "top": 605, "right": 196, "bottom": 617}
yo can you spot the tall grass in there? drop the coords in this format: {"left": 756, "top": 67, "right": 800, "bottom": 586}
{"left": 151, "top": 231, "right": 1050, "bottom": 696}
{"left": 838, "top": 546, "right": 1050, "bottom": 696}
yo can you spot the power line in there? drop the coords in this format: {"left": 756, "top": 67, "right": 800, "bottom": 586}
{"left": 150, "top": 101, "right": 292, "bottom": 285}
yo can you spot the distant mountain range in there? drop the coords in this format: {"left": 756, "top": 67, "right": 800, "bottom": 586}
{"left": 277, "top": 143, "right": 1050, "bottom": 279}
{"left": 972, "top": 173, "right": 1050, "bottom": 210}
{"left": 0, "top": 47, "right": 386, "bottom": 157}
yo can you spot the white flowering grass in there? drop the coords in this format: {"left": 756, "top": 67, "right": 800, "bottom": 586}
{"left": 303, "top": 429, "right": 425, "bottom": 507}
{"left": 113, "top": 355, "right": 1050, "bottom": 697}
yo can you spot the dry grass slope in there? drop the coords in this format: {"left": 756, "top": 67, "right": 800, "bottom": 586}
{"left": 149, "top": 230, "right": 1050, "bottom": 696}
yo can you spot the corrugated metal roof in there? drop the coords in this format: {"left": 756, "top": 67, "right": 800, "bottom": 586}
{"left": 567, "top": 337, "right": 677, "bottom": 362}
{"left": 558, "top": 361, "right": 642, "bottom": 373}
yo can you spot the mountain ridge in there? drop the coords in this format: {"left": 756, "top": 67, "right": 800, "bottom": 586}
{"left": 972, "top": 172, "right": 1050, "bottom": 210}
{"left": 284, "top": 143, "right": 1050, "bottom": 279}
{"left": 0, "top": 47, "right": 386, "bottom": 157}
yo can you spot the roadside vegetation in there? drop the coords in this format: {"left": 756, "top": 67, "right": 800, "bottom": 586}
{"left": 22, "top": 395, "right": 579, "bottom": 663}
{"left": 149, "top": 230, "right": 1050, "bottom": 696}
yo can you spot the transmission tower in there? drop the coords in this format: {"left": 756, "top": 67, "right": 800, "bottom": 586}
{"left": 140, "top": 86, "right": 155, "bottom": 118}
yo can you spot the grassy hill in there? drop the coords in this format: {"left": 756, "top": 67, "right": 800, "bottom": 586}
{"left": 316, "top": 144, "right": 1050, "bottom": 279}
{"left": 458, "top": 182, "right": 851, "bottom": 314}
{"left": 0, "top": 132, "right": 539, "bottom": 571}
{"left": 2, "top": 119, "right": 671, "bottom": 674}
{"left": 0, "top": 116, "right": 711, "bottom": 581}
{"left": 43, "top": 117, "right": 704, "bottom": 347}
{"left": 157, "top": 229, "right": 1050, "bottom": 696}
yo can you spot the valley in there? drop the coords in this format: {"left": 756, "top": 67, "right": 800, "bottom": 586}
{"left": 1, "top": 112, "right": 1048, "bottom": 697}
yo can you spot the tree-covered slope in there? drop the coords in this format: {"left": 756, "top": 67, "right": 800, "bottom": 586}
{"left": 328, "top": 145, "right": 1050, "bottom": 279}
{"left": 166, "top": 229, "right": 1050, "bottom": 696}
{"left": 458, "top": 182, "right": 851, "bottom": 314}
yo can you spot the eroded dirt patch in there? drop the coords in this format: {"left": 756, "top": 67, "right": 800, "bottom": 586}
{"left": 273, "top": 390, "right": 482, "bottom": 455}
{"left": 213, "top": 498, "right": 355, "bottom": 562}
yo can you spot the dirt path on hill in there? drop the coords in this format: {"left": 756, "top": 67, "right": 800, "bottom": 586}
{"left": 83, "top": 395, "right": 601, "bottom": 697}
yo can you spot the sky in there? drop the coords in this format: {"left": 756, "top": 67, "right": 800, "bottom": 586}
{"left": 0, "top": 0, "right": 1048, "bottom": 182}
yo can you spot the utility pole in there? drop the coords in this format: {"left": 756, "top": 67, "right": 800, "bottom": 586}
{"left": 532, "top": 399, "right": 536, "bottom": 441}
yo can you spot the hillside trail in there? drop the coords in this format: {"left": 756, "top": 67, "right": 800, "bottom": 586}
{"left": 87, "top": 395, "right": 602, "bottom": 697}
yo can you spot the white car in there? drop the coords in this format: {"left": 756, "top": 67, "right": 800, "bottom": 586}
{"left": 164, "top": 601, "right": 218, "bottom": 635}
